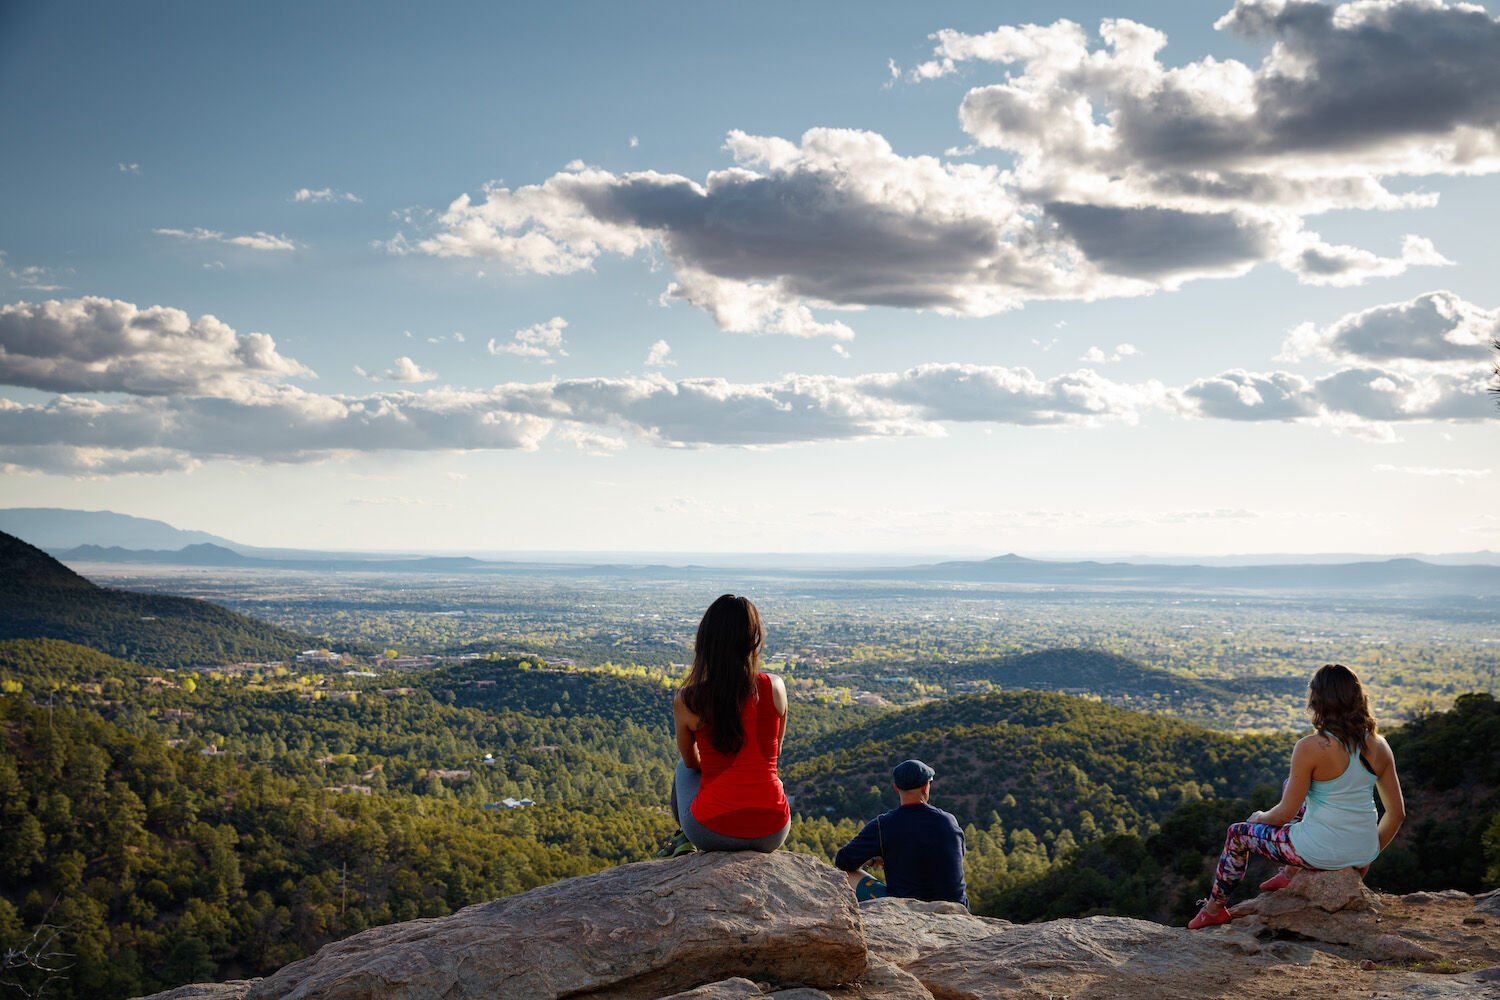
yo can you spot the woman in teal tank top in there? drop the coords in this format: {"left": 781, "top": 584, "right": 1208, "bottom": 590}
{"left": 1189, "top": 663, "right": 1406, "bottom": 930}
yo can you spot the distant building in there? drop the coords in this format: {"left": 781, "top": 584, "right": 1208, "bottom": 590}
{"left": 326, "top": 784, "right": 373, "bottom": 796}
{"left": 296, "top": 650, "right": 342, "bottom": 665}
{"left": 485, "top": 797, "right": 536, "bottom": 810}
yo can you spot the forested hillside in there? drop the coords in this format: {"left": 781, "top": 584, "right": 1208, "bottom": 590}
{"left": 0, "top": 531, "right": 308, "bottom": 667}
{"left": 783, "top": 690, "right": 1290, "bottom": 833}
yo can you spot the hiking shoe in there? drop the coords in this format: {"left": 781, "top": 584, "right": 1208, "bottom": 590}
{"left": 655, "top": 829, "right": 695, "bottom": 858}
{"left": 1259, "top": 869, "right": 1293, "bottom": 892}
{"left": 1187, "top": 900, "right": 1233, "bottom": 930}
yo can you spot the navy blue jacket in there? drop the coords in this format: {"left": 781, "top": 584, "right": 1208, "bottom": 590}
{"left": 834, "top": 802, "right": 967, "bottom": 908}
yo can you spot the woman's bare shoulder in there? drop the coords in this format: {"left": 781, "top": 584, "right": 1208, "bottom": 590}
{"left": 1365, "top": 731, "right": 1395, "bottom": 760}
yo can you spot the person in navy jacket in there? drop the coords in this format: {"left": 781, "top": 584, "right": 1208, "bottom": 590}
{"left": 834, "top": 759, "right": 968, "bottom": 908}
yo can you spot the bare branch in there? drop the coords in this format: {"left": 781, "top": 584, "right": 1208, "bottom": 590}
{"left": 1, "top": 920, "right": 73, "bottom": 999}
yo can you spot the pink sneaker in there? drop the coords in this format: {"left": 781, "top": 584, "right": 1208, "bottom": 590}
{"left": 1259, "top": 870, "right": 1293, "bottom": 892}
{"left": 1187, "top": 901, "right": 1233, "bottom": 930}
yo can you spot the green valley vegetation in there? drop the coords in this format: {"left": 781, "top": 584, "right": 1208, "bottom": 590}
{"left": 1, "top": 546, "right": 1497, "bottom": 998}
{"left": 0, "top": 532, "right": 311, "bottom": 668}
{"left": 3, "top": 635, "right": 1498, "bottom": 998}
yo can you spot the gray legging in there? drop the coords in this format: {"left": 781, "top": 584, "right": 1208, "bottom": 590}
{"left": 671, "top": 760, "right": 790, "bottom": 853}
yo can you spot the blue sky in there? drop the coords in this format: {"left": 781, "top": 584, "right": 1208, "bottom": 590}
{"left": 1, "top": 0, "right": 1497, "bottom": 555}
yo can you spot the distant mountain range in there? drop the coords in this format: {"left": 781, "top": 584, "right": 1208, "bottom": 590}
{"left": 7, "top": 507, "right": 1500, "bottom": 594}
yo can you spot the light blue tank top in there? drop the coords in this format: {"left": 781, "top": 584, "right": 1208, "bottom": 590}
{"left": 1287, "top": 733, "right": 1379, "bottom": 870}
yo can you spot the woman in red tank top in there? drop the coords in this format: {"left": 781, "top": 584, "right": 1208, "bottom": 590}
{"left": 662, "top": 594, "right": 790, "bottom": 854}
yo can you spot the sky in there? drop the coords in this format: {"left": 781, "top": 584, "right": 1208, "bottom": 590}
{"left": 0, "top": 0, "right": 1497, "bottom": 556}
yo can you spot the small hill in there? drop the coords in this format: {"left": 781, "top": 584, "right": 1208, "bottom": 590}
{"left": 927, "top": 647, "right": 1306, "bottom": 701}
{"left": 0, "top": 530, "right": 308, "bottom": 667}
{"left": 57, "top": 542, "right": 252, "bottom": 566}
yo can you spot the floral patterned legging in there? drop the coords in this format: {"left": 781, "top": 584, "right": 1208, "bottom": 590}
{"left": 1209, "top": 821, "right": 1308, "bottom": 904}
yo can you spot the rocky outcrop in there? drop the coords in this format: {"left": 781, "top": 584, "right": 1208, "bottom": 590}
{"left": 139, "top": 859, "right": 1500, "bottom": 1000}
{"left": 248, "top": 852, "right": 862, "bottom": 1000}
{"left": 1229, "top": 867, "right": 1442, "bottom": 962}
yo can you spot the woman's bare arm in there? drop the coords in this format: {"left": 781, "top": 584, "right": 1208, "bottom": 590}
{"left": 769, "top": 673, "right": 788, "bottom": 746}
{"left": 1249, "top": 736, "right": 1317, "bottom": 827}
{"left": 673, "top": 689, "right": 701, "bottom": 770}
{"left": 1368, "top": 734, "right": 1406, "bottom": 851}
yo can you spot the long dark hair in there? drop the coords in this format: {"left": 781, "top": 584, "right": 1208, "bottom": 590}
{"left": 682, "top": 594, "right": 763, "bottom": 756}
{"left": 1308, "top": 663, "right": 1378, "bottom": 750}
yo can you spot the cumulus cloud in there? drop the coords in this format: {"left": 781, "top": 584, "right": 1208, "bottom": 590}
{"left": 156, "top": 227, "right": 299, "bottom": 251}
{"left": 1, "top": 252, "right": 67, "bottom": 292}
{"left": 117, "top": 163, "right": 141, "bottom": 175}
{"left": 0, "top": 362, "right": 1162, "bottom": 472}
{"left": 0, "top": 387, "right": 551, "bottom": 467}
{"left": 360, "top": 356, "right": 438, "bottom": 383}
{"left": 1279, "top": 291, "right": 1499, "bottom": 369}
{"left": 645, "top": 339, "right": 674, "bottom": 367}
{"left": 0, "top": 444, "right": 197, "bottom": 477}
{"left": 292, "top": 187, "right": 362, "bottom": 204}
{"left": 0, "top": 296, "right": 312, "bottom": 397}
{"left": 1081, "top": 343, "right": 1138, "bottom": 363}
{"left": 555, "top": 425, "right": 629, "bottom": 455}
{"left": 488, "top": 316, "right": 569, "bottom": 362}
{"left": 1178, "top": 366, "right": 1493, "bottom": 425}
{"left": 394, "top": 129, "right": 1119, "bottom": 334}
{"left": 924, "top": 1, "right": 1500, "bottom": 210}
{"left": 1285, "top": 235, "right": 1452, "bottom": 287}
{"left": 388, "top": 2, "right": 1488, "bottom": 335}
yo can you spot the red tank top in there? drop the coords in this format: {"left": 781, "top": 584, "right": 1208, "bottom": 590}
{"left": 689, "top": 672, "right": 790, "bottom": 839}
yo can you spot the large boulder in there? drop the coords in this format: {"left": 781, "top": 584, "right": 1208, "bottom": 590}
{"left": 856, "top": 898, "right": 1009, "bottom": 967}
{"left": 244, "top": 852, "right": 863, "bottom": 1000}
{"left": 1229, "top": 868, "right": 1437, "bottom": 961}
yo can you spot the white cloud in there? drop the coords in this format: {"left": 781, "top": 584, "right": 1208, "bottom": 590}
{"left": 4, "top": 285, "right": 1494, "bottom": 475}
{"left": 629, "top": 136, "right": 640, "bottom": 149}
{"left": 1285, "top": 235, "right": 1452, "bottom": 288}
{"left": 0, "top": 444, "right": 197, "bottom": 478}
{"left": 1279, "top": 291, "right": 1499, "bottom": 370}
{"left": 1081, "top": 343, "right": 1138, "bottom": 363}
{"left": 0, "top": 361, "right": 1162, "bottom": 472}
{"left": 292, "top": 187, "right": 362, "bottom": 204}
{"left": 117, "top": 163, "right": 141, "bottom": 175}
{"left": 645, "top": 339, "right": 674, "bottom": 367}
{"left": 0, "top": 296, "right": 312, "bottom": 397}
{"left": 0, "top": 251, "right": 67, "bottom": 292}
{"left": 362, "top": 356, "right": 437, "bottom": 383}
{"left": 394, "top": 129, "right": 1139, "bottom": 335}
{"left": 924, "top": 2, "right": 1500, "bottom": 211}
{"left": 0, "top": 386, "right": 551, "bottom": 468}
{"left": 156, "top": 227, "right": 299, "bottom": 252}
{"left": 555, "top": 426, "right": 629, "bottom": 455}
{"left": 1178, "top": 365, "right": 1493, "bottom": 426}
{"left": 488, "top": 316, "right": 569, "bottom": 362}
{"left": 400, "top": 1, "right": 1477, "bottom": 339}
{"left": 1373, "top": 464, "right": 1491, "bottom": 482}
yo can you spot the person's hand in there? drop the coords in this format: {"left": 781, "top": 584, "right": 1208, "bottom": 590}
{"left": 1246, "top": 810, "right": 1266, "bottom": 824}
